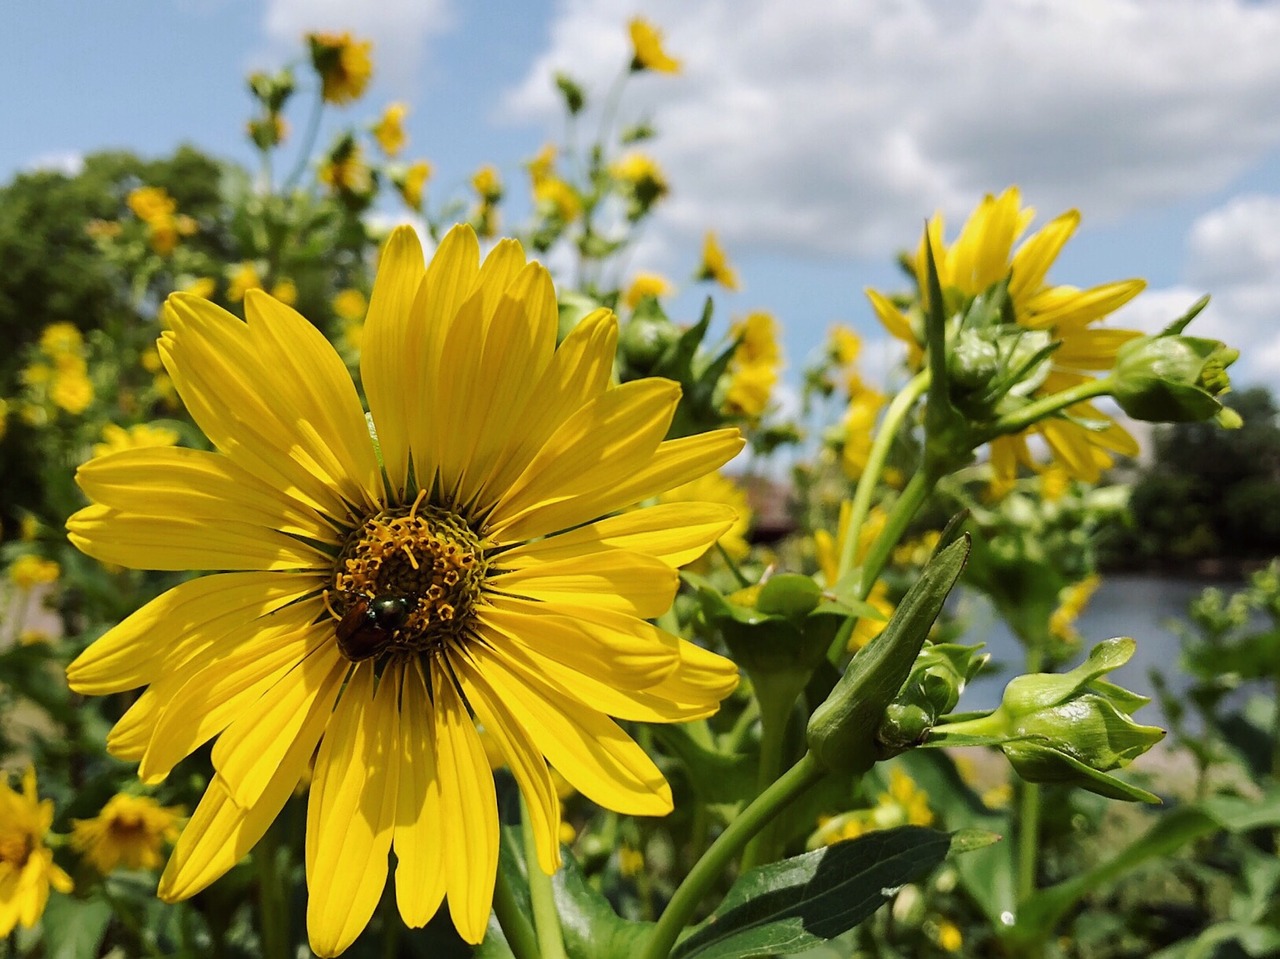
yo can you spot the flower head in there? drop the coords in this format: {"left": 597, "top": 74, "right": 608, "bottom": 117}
{"left": 629, "top": 18, "right": 682, "bottom": 74}
{"left": 71, "top": 793, "right": 184, "bottom": 874}
{"left": 0, "top": 768, "right": 73, "bottom": 936}
{"left": 308, "top": 32, "right": 373, "bottom": 105}
{"left": 8, "top": 555, "right": 60, "bottom": 590}
{"left": 39, "top": 322, "right": 83, "bottom": 359}
{"left": 624, "top": 273, "right": 674, "bottom": 309}
{"left": 91, "top": 423, "right": 181, "bottom": 460}
{"left": 67, "top": 224, "right": 742, "bottom": 955}
{"left": 696, "top": 231, "right": 739, "bottom": 290}
{"left": 394, "top": 160, "right": 432, "bottom": 212}
{"left": 372, "top": 102, "right": 408, "bottom": 157}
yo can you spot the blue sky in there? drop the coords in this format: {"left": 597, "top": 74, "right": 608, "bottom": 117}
{"left": 8, "top": 0, "right": 1280, "bottom": 393}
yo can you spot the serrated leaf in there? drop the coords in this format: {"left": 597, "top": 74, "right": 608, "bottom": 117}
{"left": 672, "top": 827, "right": 952, "bottom": 959}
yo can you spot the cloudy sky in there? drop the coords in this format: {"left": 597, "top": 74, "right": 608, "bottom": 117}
{"left": 7, "top": 0, "right": 1280, "bottom": 390}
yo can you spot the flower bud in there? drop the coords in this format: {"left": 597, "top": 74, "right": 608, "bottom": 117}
{"left": 876, "top": 642, "right": 989, "bottom": 753}
{"left": 1110, "top": 298, "right": 1238, "bottom": 423}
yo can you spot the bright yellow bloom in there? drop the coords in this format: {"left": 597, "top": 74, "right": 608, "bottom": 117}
{"left": 8, "top": 555, "right": 60, "bottom": 589}
{"left": 228, "top": 262, "right": 262, "bottom": 303}
{"left": 870, "top": 187, "right": 1145, "bottom": 483}
{"left": 629, "top": 18, "right": 682, "bottom": 74}
{"left": 39, "top": 322, "right": 83, "bottom": 358}
{"left": 271, "top": 279, "right": 298, "bottom": 307}
{"left": 841, "top": 387, "right": 885, "bottom": 479}
{"left": 308, "top": 32, "right": 373, "bottom": 105}
{"left": 21, "top": 362, "right": 51, "bottom": 386}
{"left": 51, "top": 368, "right": 94, "bottom": 415}
{"left": 372, "top": 102, "right": 408, "bottom": 157}
{"left": 471, "top": 164, "right": 503, "bottom": 203}
{"left": 0, "top": 769, "right": 73, "bottom": 936}
{"left": 934, "top": 918, "right": 964, "bottom": 952}
{"left": 333, "top": 288, "right": 368, "bottom": 323}
{"left": 70, "top": 793, "right": 184, "bottom": 874}
{"left": 624, "top": 273, "right": 674, "bottom": 309}
{"left": 723, "top": 312, "right": 781, "bottom": 419}
{"left": 696, "top": 231, "right": 739, "bottom": 290}
{"left": 66, "top": 224, "right": 742, "bottom": 956}
{"left": 1049, "top": 573, "right": 1101, "bottom": 644}
{"left": 396, "top": 160, "right": 433, "bottom": 212}
{"left": 657, "top": 472, "right": 751, "bottom": 562}
{"left": 533, "top": 177, "right": 581, "bottom": 222}
{"left": 732, "top": 311, "right": 780, "bottom": 367}
{"left": 92, "top": 423, "right": 181, "bottom": 460}
{"left": 182, "top": 276, "right": 217, "bottom": 300}
{"left": 525, "top": 144, "right": 557, "bottom": 187}
{"left": 723, "top": 363, "right": 776, "bottom": 420}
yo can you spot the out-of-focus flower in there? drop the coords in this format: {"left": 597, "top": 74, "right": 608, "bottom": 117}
{"left": 248, "top": 113, "right": 288, "bottom": 150}
{"left": 308, "top": 32, "right": 373, "bottom": 105}
{"left": 841, "top": 387, "right": 886, "bottom": 479}
{"left": 394, "top": 160, "right": 432, "bottom": 212}
{"left": 71, "top": 794, "right": 184, "bottom": 874}
{"left": 333, "top": 289, "right": 368, "bottom": 323}
{"left": 181, "top": 277, "right": 217, "bottom": 300}
{"left": 19, "top": 515, "right": 39, "bottom": 542}
{"left": 39, "top": 322, "right": 83, "bottom": 359}
{"left": 471, "top": 164, "right": 503, "bottom": 204}
{"left": 533, "top": 177, "right": 581, "bottom": 223}
{"left": 51, "top": 367, "right": 94, "bottom": 415}
{"left": 618, "top": 844, "right": 645, "bottom": 877}
{"left": 624, "top": 273, "right": 674, "bottom": 309}
{"left": 319, "top": 136, "right": 373, "bottom": 199}
{"left": 696, "top": 231, "right": 739, "bottom": 290}
{"left": 810, "top": 767, "right": 933, "bottom": 846}
{"left": 372, "top": 102, "right": 408, "bottom": 157}
{"left": 932, "top": 918, "right": 964, "bottom": 952}
{"left": 271, "top": 279, "right": 298, "bottom": 307}
{"left": 525, "top": 144, "right": 557, "bottom": 187}
{"left": 657, "top": 472, "right": 751, "bottom": 562}
{"left": 127, "top": 186, "right": 175, "bottom": 224}
{"left": 849, "top": 580, "right": 894, "bottom": 651}
{"left": 8, "top": 555, "right": 61, "bottom": 589}
{"left": 723, "top": 311, "right": 781, "bottom": 419}
{"left": 91, "top": 423, "right": 181, "bottom": 460}
{"left": 629, "top": 18, "right": 682, "bottom": 73}
{"left": 1038, "top": 464, "right": 1071, "bottom": 502}
{"left": 611, "top": 153, "right": 669, "bottom": 219}
{"left": 1049, "top": 574, "right": 1101, "bottom": 645}
{"left": 85, "top": 219, "right": 122, "bottom": 241}
{"left": 127, "top": 186, "right": 196, "bottom": 256}
{"left": 18, "top": 629, "right": 53, "bottom": 647}
{"left": 829, "top": 325, "right": 862, "bottom": 368}
{"left": 0, "top": 768, "right": 73, "bottom": 936}
{"left": 228, "top": 262, "right": 263, "bottom": 303}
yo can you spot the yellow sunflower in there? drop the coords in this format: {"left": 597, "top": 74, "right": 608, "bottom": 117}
{"left": 0, "top": 768, "right": 73, "bottom": 936}
{"left": 71, "top": 793, "right": 184, "bottom": 874}
{"left": 868, "top": 187, "right": 1146, "bottom": 482}
{"left": 66, "top": 224, "right": 742, "bottom": 955}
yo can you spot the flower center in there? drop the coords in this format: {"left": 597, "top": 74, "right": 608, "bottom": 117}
{"left": 329, "top": 496, "right": 488, "bottom": 662}
{"left": 0, "top": 832, "right": 32, "bottom": 868}
{"left": 109, "top": 813, "right": 147, "bottom": 840}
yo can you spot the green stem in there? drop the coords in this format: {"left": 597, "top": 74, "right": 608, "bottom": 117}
{"left": 522, "top": 796, "right": 569, "bottom": 959}
{"left": 256, "top": 824, "right": 288, "bottom": 959}
{"left": 739, "top": 680, "right": 798, "bottom": 871}
{"left": 980, "top": 377, "right": 1113, "bottom": 441}
{"left": 641, "top": 752, "right": 827, "bottom": 959}
{"left": 1016, "top": 640, "right": 1045, "bottom": 909}
{"left": 282, "top": 89, "right": 325, "bottom": 195}
{"left": 837, "top": 370, "right": 931, "bottom": 583}
{"left": 492, "top": 856, "right": 540, "bottom": 959}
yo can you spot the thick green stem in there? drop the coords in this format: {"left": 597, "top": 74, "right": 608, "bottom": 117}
{"left": 522, "top": 797, "right": 569, "bottom": 959}
{"left": 739, "top": 679, "right": 801, "bottom": 871}
{"left": 1015, "top": 640, "right": 1045, "bottom": 909}
{"left": 281, "top": 90, "right": 325, "bottom": 195}
{"left": 837, "top": 370, "right": 931, "bottom": 583}
{"left": 980, "top": 377, "right": 1114, "bottom": 441}
{"left": 255, "top": 824, "right": 288, "bottom": 959}
{"left": 641, "top": 752, "right": 827, "bottom": 959}
{"left": 492, "top": 857, "right": 541, "bottom": 959}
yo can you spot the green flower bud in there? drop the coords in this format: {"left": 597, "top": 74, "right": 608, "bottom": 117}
{"left": 1110, "top": 297, "right": 1239, "bottom": 423}
{"left": 618, "top": 307, "right": 682, "bottom": 374}
{"left": 806, "top": 537, "right": 970, "bottom": 774}
{"left": 876, "top": 642, "right": 989, "bottom": 753}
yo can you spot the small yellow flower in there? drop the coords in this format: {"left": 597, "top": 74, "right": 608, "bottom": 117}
{"left": 724, "top": 363, "right": 776, "bottom": 420}
{"left": 828, "top": 325, "right": 862, "bottom": 367}
{"left": 629, "top": 18, "right": 682, "bottom": 74}
{"left": 723, "top": 311, "right": 781, "bottom": 419}
{"left": 127, "top": 186, "right": 176, "bottom": 224}
{"left": 471, "top": 164, "right": 503, "bottom": 203}
{"left": 886, "top": 768, "right": 933, "bottom": 826}
{"left": 19, "top": 515, "right": 39, "bottom": 542}
{"left": 247, "top": 113, "right": 288, "bottom": 150}
{"left": 228, "top": 262, "right": 263, "bottom": 303}
{"left": 333, "top": 289, "right": 368, "bottom": 323}
{"left": 525, "top": 144, "right": 557, "bottom": 187}
{"left": 610, "top": 152, "right": 669, "bottom": 202}
{"left": 8, "top": 555, "right": 61, "bottom": 589}
{"left": 372, "top": 102, "right": 408, "bottom": 157}
{"left": 533, "top": 177, "right": 581, "bottom": 222}
{"left": 841, "top": 387, "right": 885, "bottom": 479}
{"left": 618, "top": 844, "right": 645, "bottom": 877}
{"left": 91, "top": 423, "right": 181, "bottom": 460}
{"left": 39, "top": 322, "right": 83, "bottom": 359}
{"left": 319, "top": 139, "right": 373, "bottom": 197}
{"left": 308, "top": 32, "right": 373, "bottom": 105}
{"left": 271, "top": 279, "right": 298, "bottom": 307}
{"left": 933, "top": 918, "right": 964, "bottom": 952}
{"left": 71, "top": 794, "right": 184, "bottom": 874}
{"left": 696, "top": 231, "right": 739, "bottom": 290}
{"left": 0, "top": 768, "right": 73, "bottom": 936}
{"left": 51, "top": 368, "right": 94, "bottom": 415}
{"left": 140, "top": 348, "right": 164, "bottom": 374}
{"left": 85, "top": 219, "right": 122, "bottom": 241}
{"left": 624, "top": 273, "right": 674, "bottom": 309}
{"left": 182, "top": 276, "right": 217, "bottom": 300}
{"left": 21, "top": 362, "right": 51, "bottom": 387}
{"left": 396, "top": 160, "right": 433, "bottom": 212}
{"left": 1049, "top": 574, "right": 1101, "bottom": 645}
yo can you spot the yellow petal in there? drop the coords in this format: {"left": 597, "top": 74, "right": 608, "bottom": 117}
{"left": 488, "top": 551, "right": 678, "bottom": 619}
{"left": 501, "top": 503, "right": 737, "bottom": 569}
{"left": 139, "top": 615, "right": 328, "bottom": 783}
{"left": 432, "top": 662, "right": 499, "bottom": 945}
{"left": 393, "top": 660, "right": 446, "bottom": 927}
{"left": 68, "top": 504, "right": 327, "bottom": 572}
{"left": 212, "top": 642, "right": 349, "bottom": 808}
{"left": 468, "top": 645, "right": 673, "bottom": 816}
{"left": 453, "top": 649, "right": 562, "bottom": 874}
{"left": 362, "top": 226, "right": 426, "bottom": 496}
{"left": 1026, "top": 279, "right": 1146, "bottom": 330}
{"left": 75, "top": 446, "right": 340, "bottom": 542}
{"left": 67, "top": 572, "right": 316, "bottom": 694}
{"left": 1054, "top": 328, "right": 1143, "bottom": 369}
{"left": 306, "top": 662, "right": 400, "bottom": 957}
{"left": 1009, "top": 210, "right": 1079, "bottom": 307}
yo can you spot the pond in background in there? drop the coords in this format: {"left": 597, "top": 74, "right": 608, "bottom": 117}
{"left": 955, "top": 573, "right": 1244, "bottom": 723}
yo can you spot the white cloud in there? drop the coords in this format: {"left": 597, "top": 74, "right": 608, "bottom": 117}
{"left": 505, "top": 0, "right": 1280, "bottom": 257}
{"left": 262, "top": 0, "right": 454, "bottom": 89}
{"left": 25, "top": 151, "right": 85, "bottom": 176}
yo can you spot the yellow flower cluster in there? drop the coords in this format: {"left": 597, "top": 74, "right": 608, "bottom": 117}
{"left": 0, "top": 768, "right": 72, "bottom": 936}
{"left": 811, "top": 768, "right": 934, "bottom": 846}
{"left": 127, "top": 186, "right": 197, "bottom": 256}
{"left": 25, "top": 322, "right": 94, "bottom": 418}
{"left": 724, "top": 311, "right": 781, "bottom": 419}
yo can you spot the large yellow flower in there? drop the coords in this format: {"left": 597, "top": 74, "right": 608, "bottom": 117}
{"left": 868, "top": 187, "right": 1146, "bottom": 482}
{"left": 0, "top": 768, "right": 73, "bottom": 936}
{"left": 66, "top": 224, "right": 742, "bottom": 955}
{"left": 71, "top": 793, "right": 184, "bottom": 874}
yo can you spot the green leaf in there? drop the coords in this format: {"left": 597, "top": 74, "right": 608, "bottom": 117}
{"left": 40, "top": 893, "right": 113, "bottom": 959}
{"left": 553, "top": 845, "right": 654, "bottom": 959}
{"left": 671, "top": 826, "right": 952, "bottom": 959}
